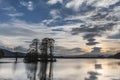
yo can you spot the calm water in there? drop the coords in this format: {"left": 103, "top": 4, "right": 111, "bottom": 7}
{"left": 0, "top": 58, "right": 120, "bottom": 80}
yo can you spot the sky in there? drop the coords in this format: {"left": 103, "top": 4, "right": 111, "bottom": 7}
{"left": 0, "top": 0, "right": 120, "bottom": 54}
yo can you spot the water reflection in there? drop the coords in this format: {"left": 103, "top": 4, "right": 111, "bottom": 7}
{"left": 25, "top": 62, "right": 54, "bottom": 80}
{"left": 12, "top": 62, "right": 18, "bottom": 74}
{"left": 0, "top": 59, "right": 120, "bottom": 80}
{"left": 85, "top": 71, "right": 100, "bottom": 80}
{"left": 25, "top": 63, "right": 37, "bottom": 80}
{"left": 85, "top": 60, "right": 102, "bottom": 80}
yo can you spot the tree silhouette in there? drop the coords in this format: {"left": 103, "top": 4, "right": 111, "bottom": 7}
{"left": 28, "top": 38, "right": 40, "bottom": 53}
{"left": 24, "top": 38, "right": 40, "bottom": 62}
{"left": 24, "top": 38, "right": 55, "bottom": 62}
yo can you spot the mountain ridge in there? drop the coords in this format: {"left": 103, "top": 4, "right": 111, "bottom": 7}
{"left": 0, "top": 48, "right": 25, "bottom": 58}
{"left": 0, "top": 48, "right": 120, "bottom": 58}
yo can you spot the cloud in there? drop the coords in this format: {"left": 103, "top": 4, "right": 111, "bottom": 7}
{"left": 68, "top": 48, "right": 83, "bottom": 54}
{"left": 1, "top": 6, "right": 16, "bottom": 12}
{"left": 43, "top": 0, "right": 120, "bottom": 30}
{"left": 47, "top": 0, "right": 120, "bottom": 26}
{"left": 0, "top": 22, "right": 36, "bottom": 37}
{"left": 7, "top": 13, "right": 24, "bottom": 17}
{"left": 91, "top": 12, "right": 108, "bottom": 21}
{"left": 20, "top": 0, "right": 34, "bottom": 11}
{"left": 108, "top": 29, "right": 120, "bottom": 39}
{"left": 86, "top": 38, "right": 99, "bottom": 45}
{"left": 0, "top": 0, "right": 120, "bottom": 53}
{"left": 90, "top": 11, "right": 120, "bottom": 22}
{"left": 55, "top": 46, "right": 83, "bottom": 55}
{"left": 71, "top": 23, "right": 116, "bottom": 46}
{"left": 83, "top": 33, "right": 101, "bottom": 39}
{"left": 93, "top": 0, "right": 119, "bottom": 8}
{"left": 86, "top": 42, "right": 99, "bottom": 46}
{"left": 50, "top": 9, "right": 61, "bottom": 19}
{"left": 0, "top": 41, "right": 27, "bottom": 52}
{"left": 0, "top": 19, "right": 79, "bottom": 49}
{"left": 0, "top": 19, "right": 52, "bottom": 48}
{"left": 52, "top": 28, "right": 64, "bottom": 31}
{"left": 91, "top": 47, "right": 101, "bottom": 53}
{"left": 72, "top": 23, "right": 115, "bottom": 34}
{"left": 14, "top": 46, "right": 27, "bottom": 52}
{"left": 65, "top": 0, "right": 85, "bottom": 11}
{"left": 47, "top": 0, "right": 63, "bottom": 5}
{"left": 64, "top": 0, "right": 119, "bottom": 14}
{"left": 0, "top": 2, "right": 20, "bottom": 22}
{"left": 83, "top": 33, "right": 100, "bottom": 46}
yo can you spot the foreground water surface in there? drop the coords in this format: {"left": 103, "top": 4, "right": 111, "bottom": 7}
{"left": 0, "top": 58, "right": 120, "bottom": 80}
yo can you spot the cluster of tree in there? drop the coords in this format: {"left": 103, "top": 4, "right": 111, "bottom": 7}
{"left": 24, "top": 38, "right": 55, "bottom": 62}
{"left": 27, "top": 38, "right": 55, "bottom": 54}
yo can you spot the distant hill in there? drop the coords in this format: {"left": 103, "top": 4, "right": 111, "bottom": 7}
{"left": 0, "top": 49, "right": 4, "bottom": 58}
{"left": 0, "top": 47, "right": 119, "bottom": 59}
{"left": 113, "top": 52, "right": 120, "bottom": 59}
{"left": 78, "top": 53, "right": 113, "bottom": 58}
{"left": 0, "top": 48, "right": 26, "bottom": 58}
{"left": 55, "top": 53, "right": 113, "bottom": 58}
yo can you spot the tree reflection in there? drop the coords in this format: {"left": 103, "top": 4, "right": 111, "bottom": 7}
{"left": 12, "top": 62, "right": 18, "bottom": 74}
{"left": 25, "top": 62, "right": 54, "bottom": 80}
{"left": 38, "top": 62, "right": 53, "bottom": 80}
{"left": 25, "top": 63, "right": 37, "bottom": 80}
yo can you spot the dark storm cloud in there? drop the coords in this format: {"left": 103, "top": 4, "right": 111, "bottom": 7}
{"left": 71, "top": 23, "right": 116, "bottom": 46}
